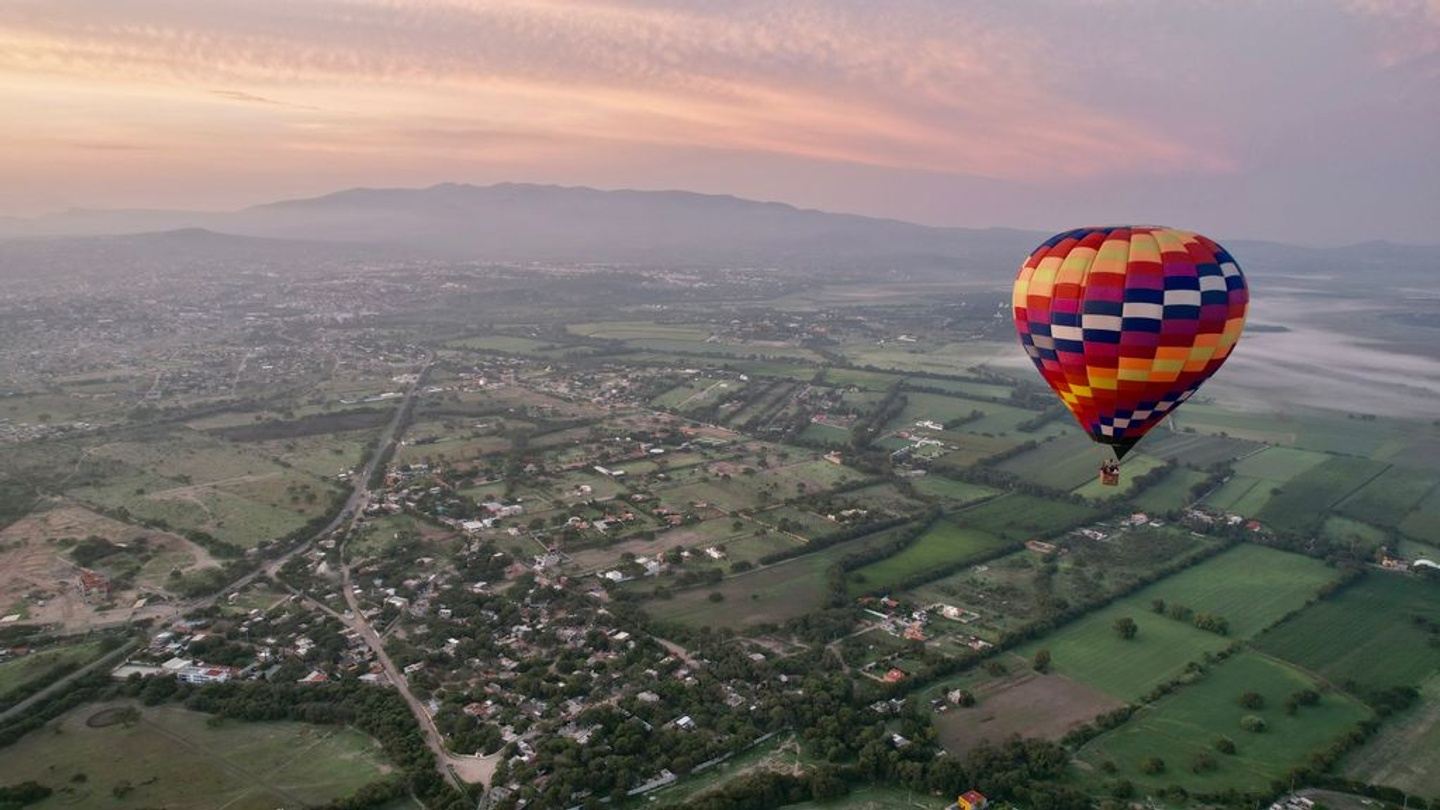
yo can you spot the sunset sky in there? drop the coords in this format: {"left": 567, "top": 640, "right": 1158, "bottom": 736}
{"left": 1, "top": 0, "right": 1436, "bottom": 244}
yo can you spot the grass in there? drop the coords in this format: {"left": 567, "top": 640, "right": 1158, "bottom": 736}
{"left": 1016, "top": 545, "right": 1339, "bottom": 700}
{"left": 959, "top": 493, "right": 1099, "bottom": 542}
{"left": 909, "top": 475, "right": 999, "bottom": 507}
{"left": 1233, "top": 446, "right": 1330, "bottom": 481}
{"left": 1334, "top": 466, "right": 1440, "bottom": 532}
{"left": 1257, "top": 456, "right": 1389, "bottom": 536}
{"left": 1399, "top": 486, "right": 1440, "bottom": 542}
{"left": 778, "top": 784, "right": 939, "bottom": 809}
{"left": 646, "top": 523, "right": 916, "bottom": 629}
{"left": 1072, "top": 455, "right": 1168, "bottom": 500}
{"left": 845, "top": 520, "right": 1011, "bottom": 596}
{"left": 1076, "top": 651, "right": 1371, "bottom": 792}
{"left": 1254, "top": 572, "right": 1440, "bottom": 693}
{"left": 998, "top": 434, "right": 1109, "bottom": 491}
{"left": 1341, "top": 674, "right": 1440, "bottom": 797}
{"left": 1142, "top": 432, "right": 1262, "bottom": 467}
{"left": 0, "top": 701, "right": 391, "bottom": 810}
{"left": 1132, "top": 468, "right": 1210, "bottom": 514}
{"left": 0, "top": 641, "right": 103, "bottom": 700}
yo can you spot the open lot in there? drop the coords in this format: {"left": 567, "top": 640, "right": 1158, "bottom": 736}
{"left": 0, "top": 504, "right": 218, "bottom": 632}
{"left": 0, "top": 701, "right": 392, "bottom": 810}
{"left": 1254, "top": 572, "right": 1440, "bottom": 693}
{"left": 934, "top": 668, "right": 1124, "bottom": 756}
{"left": 1076, "top": 651, "right": 1371, "bottom": 792}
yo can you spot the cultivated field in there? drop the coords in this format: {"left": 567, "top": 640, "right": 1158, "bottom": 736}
{"left": 1254, "top": 572, "right": 1440, "bottom": 693}
{"left": 1341, "top": 674, "right": 1440, "bottom": 797}
{"left": 1132, "top": 468, "right": 1210, "bottom": 514}
{"left": 846, "top": 520, "right": 1011, "bottom": 596}
{"left": 0, "top": 701, "right": 392, "bottom": 810}
{"left": 959, "top": 494, "right": 1098, "bottom": 542}
{"left": 1076, "top": 652, "right": 1371, "bottom": 792}
{"left": 1256, "top": 456, "right": 1389, "bottom": 536}
{"left": 1015, "top": 545, "right": 1338, "bottom": 700}
{"left": 998, "top": 434, "right": 1109, "bottom": 491}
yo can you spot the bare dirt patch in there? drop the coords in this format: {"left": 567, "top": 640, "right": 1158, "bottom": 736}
{"left": 934, "top": 668, "right": 1124, "bottom": 756}
{"left": 0, "top": 503, "right": 219, "bottom": 632}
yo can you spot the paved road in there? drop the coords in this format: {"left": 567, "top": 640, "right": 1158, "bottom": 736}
{"left": 0, "top": 637, "right": 140, "bottom": 723}
{"left": 0, "top": 359, "right": 427, "bottom": 725}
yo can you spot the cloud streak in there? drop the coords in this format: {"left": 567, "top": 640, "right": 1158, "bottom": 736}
{"left": 0, "top": 0, "right": 1433, "bottom": 242}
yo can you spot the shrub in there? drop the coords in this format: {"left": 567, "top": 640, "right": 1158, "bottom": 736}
{"left": 1241, "top": 715, "right": 1267, "bottom": 733}
{"left": 1237, "top": 691, "right": 1265, "bottom": 710}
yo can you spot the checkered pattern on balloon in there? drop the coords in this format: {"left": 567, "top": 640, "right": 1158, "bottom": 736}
{"left": 1012, "top": 226, "right": 1248, "bottom": 459}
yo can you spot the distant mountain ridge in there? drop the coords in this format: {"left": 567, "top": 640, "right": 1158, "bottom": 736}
{"left": 0, "top": 183, "right": 1044, "bottom": 271}
{"left": 1, "top": 182, "right": 1436, "bottom": 279}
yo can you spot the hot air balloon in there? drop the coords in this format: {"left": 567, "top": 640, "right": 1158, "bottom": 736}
{"left": 1012, "top": 226, "right": 1248, "bottom": 482}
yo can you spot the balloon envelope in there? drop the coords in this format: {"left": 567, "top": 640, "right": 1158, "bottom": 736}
{"left": 1012, "top": 226, "right": 1248, "bottom": 458}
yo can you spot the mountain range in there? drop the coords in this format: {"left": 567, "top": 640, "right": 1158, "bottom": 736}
{"left": 1, "top": 182, "right": 1436, "bottom": 283}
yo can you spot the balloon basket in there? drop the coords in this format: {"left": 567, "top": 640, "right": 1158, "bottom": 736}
{"left": 1100, "top": 470, "right": 1120, "bottom": 487}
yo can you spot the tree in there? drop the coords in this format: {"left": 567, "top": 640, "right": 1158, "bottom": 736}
{"left": 1140, "top": 756, "right": 1166, "bottom": 775}
{"left": 1113, "top": 617, "right": 1138, "bottom": 640}
{"left": 1240, "top": 715, "right": 1267, "bottom": 733}
{"left": 1033, "top": 649, "right": 1052, "bottom": 673}
{"left": 1151, "top": 599, "right": 1166, "bottom": 614}
{"left": 1237, "top": 691, "right": 1265, "bottom": 710}
{"left": 1213, "top": 736, "right": 1236, "bottom": 755}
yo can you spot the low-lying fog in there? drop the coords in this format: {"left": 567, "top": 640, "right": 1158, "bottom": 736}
{"left": 990, "top": 292, "right": 1440, "bottom": 420}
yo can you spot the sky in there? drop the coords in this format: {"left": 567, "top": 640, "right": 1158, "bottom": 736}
{"left": 1, "top": 0, "right": 1437, "bottom": 244}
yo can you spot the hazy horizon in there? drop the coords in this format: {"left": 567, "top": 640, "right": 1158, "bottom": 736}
{"left": 3, "top": 0, "right": 1437, "bottom": 246}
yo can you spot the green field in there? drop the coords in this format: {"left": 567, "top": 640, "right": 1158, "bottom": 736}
{"left": 1072, "top": 455, "right": 1168, "bottom": 501}
{"left": 1132, "top": 468, "right": 1210, "bottom": 514}
{"left": 1341, "top": 674, "right": 1440, "bottom": 797}
{"left": 909, "top": 475, "right": 999, "bottom": 507}
{"left": 1077, "top": 652, "right": 1371, "bottom": 792}
{"left": 959, "top": 493, "right": 1099, "bottom": 542}
{"left": 1257, "top": 456, "right": 1389, "bottom": 536}
{"left": 1233, "top": 446, "right": 1330, "bottom": 481}
{"left": 998, "top": 434, "right": 1108, "bottom": 491}
{"left": 1017, "top": 545, "right": 1338, "bottom": 700}
{"left": 1399, "top": 487, "right": 1440, "bottom": 542}
{"left": 1319, "top": 516, "right": 1389, "bottom": 551}
{"left": 1255, "top": 573, "right": 1440, "bottom": 693}
{"left": 0, "top": 701, "right": 391, "bottom": 810}
{"left": 1142, "top": 432, "right": 1262, "bottom": 467}
{"left": 567, "top": 321, "right": 713, "bottom": 342}
{"left": 646, "top": 523, "right": 916, "bottom": 629}
{"left": 779, "top": 785, "right": 938, "bottom": 809}
{"left": 846, "top": 520, "right": 1011, "bottom": 595}
{"left": 0, "top": 641, "right": 103, "bottom": 700}
{"left": 1334, "top": 466, "right": 1440, "bottom": 532}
